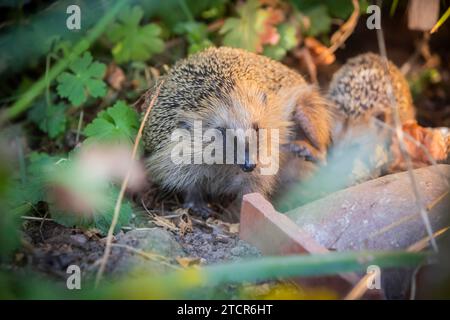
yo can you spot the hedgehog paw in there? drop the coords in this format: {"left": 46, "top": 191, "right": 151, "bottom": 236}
{"left": 183, "top": 202, "right": 214, "bottom": 219}
{"left": 287, "top": 142, "right": 318, "bottom": 162}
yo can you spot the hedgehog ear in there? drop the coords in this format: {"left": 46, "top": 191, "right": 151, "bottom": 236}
{"left": 281, "top": 85, "right": 332, "bottom": 154}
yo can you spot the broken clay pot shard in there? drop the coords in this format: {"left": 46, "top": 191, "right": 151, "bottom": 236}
{"left": 287, "top": 165, "right": 450, "bottom": 252}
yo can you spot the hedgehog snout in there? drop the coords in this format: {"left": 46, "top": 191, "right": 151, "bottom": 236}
{"left": 239, "top": 151, "right": 256, "bottom": 172}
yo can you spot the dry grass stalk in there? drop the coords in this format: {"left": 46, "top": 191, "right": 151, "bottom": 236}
{"left": 95, "top": 81, "right": 165, "bottom": 287}
{"left": 375, "top": 0, "right": 438, "bottom": 253}
{"left": 324, "top": 0, "right": 360, "bottom": 56}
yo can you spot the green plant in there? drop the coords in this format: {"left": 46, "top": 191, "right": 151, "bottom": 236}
{"left": 219, "top": 0, "right": 269, "bottom": 52}
{"left": 174, "top": 21, "right": 214, "bottom": 54}
{"left": 2, "top": 0, "right": 128, "bottom": 120}
{"left": 28, "top": 100, "right": 68, "bottom": 139}
{"left": 56, "top": 52, "right": 107, "bottom": 107}
{"left": 107, "top": 6, "right": 165, "bottom": 64}
{"left": 83, "top": 100, "right": 140, "bottom": 145}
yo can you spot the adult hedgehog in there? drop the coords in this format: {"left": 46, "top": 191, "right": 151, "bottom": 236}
{"left": 141, "top": 47, "right": 332, "bottom": 216}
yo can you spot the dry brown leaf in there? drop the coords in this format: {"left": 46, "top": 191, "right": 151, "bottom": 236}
{"left": 176, "top": 256, "right": 202, "bottom": 268}
{"left": 304, "top": 37, "right": 336, "bottom": 65}
{"left": 176, "top": 209, "right": 193, "bottom": 236}
{"left": 228, "top": 223, "right": 240, "bottom": 234}
{"left": 390, "top": 122, "right": 448, "bottom": 170}
{"left": 151, "top": 215, "right": 178, "bottom": 231}
{"left": 106, "top": 63, "right": 126, "bottom": 91}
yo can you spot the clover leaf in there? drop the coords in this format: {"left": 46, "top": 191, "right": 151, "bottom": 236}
{"left": 107, "top": 6, "right": 164, "bottom": 64}
{"left": 56, "top": 51, "right": 107, "bottom": 107}
{"left": 83, "top": 100, "right": 139, "bottom": 144}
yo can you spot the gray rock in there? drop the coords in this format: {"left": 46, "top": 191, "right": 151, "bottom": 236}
{"left": 118, "top": 228, "right": 185, "bottom": 257}
{"left": 113, "top": 228, "right": 185, "bottom": 274}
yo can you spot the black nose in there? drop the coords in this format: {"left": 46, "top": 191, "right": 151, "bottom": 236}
{"left": 240, "top": 162, "right": 256, "bottom": 172}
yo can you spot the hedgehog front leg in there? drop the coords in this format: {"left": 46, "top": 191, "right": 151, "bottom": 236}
{"left": 282, "top": 85, "right": 332, "bottom": 164}
{"left": 182, "top": 187, "right": 214, "bottom": 218}
{"left": 284, "top": 140, "right": 325, "bottom": 163}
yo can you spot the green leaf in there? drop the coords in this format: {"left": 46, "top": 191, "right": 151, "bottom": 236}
{"left": 7, "top": 152, "right": 61, "bottom": 208}
{"left": 28, "top": 100, "right": 68, "bottom": 138}
{"left": 56, "top": 52, "right": 107, "bottom": 107}
{"left": 325, "top": 0, "right": 354, "bottom": 20}
{"left": 263, "top": 23, "right": 298, "bottom": 60}
{"left": 201, "top": 1, "right": 227, "bottom": 19}
{"left": 303, "top": 5, "right": 332, "bottom": 37}
{"left": 94, "top": 186, "right": 133, "bottom": 235}
{"left": 107, "top": 6, "right": 165, "bottom": 63}
{"left": 219, "top": 0, "right": 268, "bottom": 52}
{"left": 175, "top": 21, "right": 214, "bottom": 54}
{"left": 291, "top": 0, "right": 365, "bottom": 20}
{"left": 83, "top": 100, "right": 140, "bottom": 144}
{"left": 21, "top": 152, "right": 133, "bottom": 235}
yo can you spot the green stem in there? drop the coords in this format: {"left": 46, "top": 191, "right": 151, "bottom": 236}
{"left": 179, "top": 251, "right": 428, "bottom": 287}
{"left": 107, "top": 250, "right": 429, "bottom": 298}
{"left": 2, "top": 0, "right": 128, "bottom": 121}
{"left": 431, "top": 6, "right": 450, "bottom": 34}
{"left": 178, "top": 0, "right": 195, "bottom": 22}
{"left": 390, "top": 0, "right": 399, "bottom": 17}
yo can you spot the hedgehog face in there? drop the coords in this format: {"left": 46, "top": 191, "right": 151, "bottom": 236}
{"left": 201, "top": 82, "right": 289, "bottom": 177}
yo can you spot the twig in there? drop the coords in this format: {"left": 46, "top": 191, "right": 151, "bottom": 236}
{"left": 343, "top": 272, "right": 375, "bottom": 300}
{"left": 400, "top": 33, "right": 429, "bottom": 76}
{"left": 407, "top": 226, "right": 449, "bottom": 252}
{"left": 367, "top": 190, "right": 449, "bottom": 240}
{"left": 21, "top": 215, "right": 55, "bottom": 222}
{"left": 95, "top": 80, "right": 165, "bottom": 287}
{"left": 375, "top": 0, "right": 438, "bottom": 253}
{"left": 110, "top": 243, "right": 180, "bottom": 270}
{"left": 75, "top": 110, "right": 84, "bottom": 145}
{"left": 141, "top": 198, "right": 179, "bottom": 231}
{"left": 323, "top": 0, "right": 360, "bottom": 55}
{"left": 39, "top": 211, "right": 50, "bottom": 242}
{"left": 294, "top": 48, "right": 317, "bottom": 84}
{"left": 409, "top": 266, "right": 420, "bottom": 300}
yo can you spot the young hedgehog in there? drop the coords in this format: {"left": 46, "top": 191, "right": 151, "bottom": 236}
{"left": 141, "top": 47, "right": 332, "bottom": 216}
{"left": 327, "top": 52, "right": 416, "bottom": 142}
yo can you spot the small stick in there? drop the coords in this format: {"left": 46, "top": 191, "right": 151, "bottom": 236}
{"left": 326, "top": 0, "right": 360, "bottom": 54}
{"left": 110, "top": 243, "right": 180, "bottom": 270}
{"left": 95, "top": 81, "right": 164, "bottom": 287}
{"left": 39, "top": 211, "right": 49, "bottom": 242}
{"left": 21, "top": 215, "right": 55, "bottom": 222}
{"left": 75, "top": 110, "right": 84, "bottom": 145}
{"left": 375, "top": 0, "right": 438, "bottom": 253}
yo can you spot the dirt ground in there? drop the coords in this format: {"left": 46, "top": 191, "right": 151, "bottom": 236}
{"left": 16, "top": 211, "right": 260, "bottom": 282}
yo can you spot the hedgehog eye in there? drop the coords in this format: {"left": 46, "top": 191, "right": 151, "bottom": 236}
{"left": 374, "top": 112, "right": 386, "bottom": 123}
{"left": 177, "top": 120, "right": 191, "bottom": 130}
